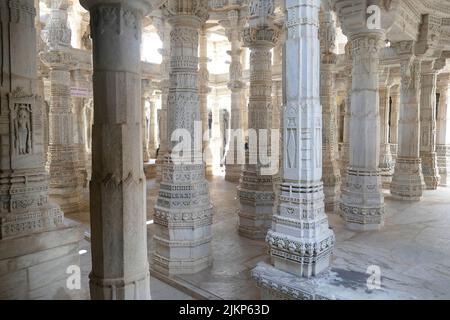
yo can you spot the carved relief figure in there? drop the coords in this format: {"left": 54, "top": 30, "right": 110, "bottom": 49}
{"left": 11, "top": 103, "right": 32, "bottom": 155}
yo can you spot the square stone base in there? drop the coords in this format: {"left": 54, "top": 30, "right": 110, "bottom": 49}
{"left": 0, "top": 219, "right": 84, "bottom": 300}
{"left": 252, "top": 262, "right": 415, "bottom": 300}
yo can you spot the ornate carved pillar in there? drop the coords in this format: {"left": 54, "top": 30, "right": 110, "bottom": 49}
{"left": 199, "top": 27, "right": 212, "bottom": 175}
{"left": 340, "top": 43, "right": 352, "bottom": 182}
{"left": 152, "top": 0, "right": 213, "bottom": 275}
{"left": 71, "top": 67, "right": 91, "bottom": 190}
{"left": 390, "top": 42, "right": 426, "bottom": 201}
{"left": 390, "top": 85, "right": 400, "bottom": 160}
{"left": 437, "top": 75, "right": 450, "bottom": 187}
{"left": 378, "top": 77, "right": 394, "bottom": 188}
{"left": 148, "top": 91, "right": 158, "bottom": 159}
{"left": 0, "top": 0, "right": 82, "bottom": 299}
{"left": 40, "top": 0, "right": 83, "bottom": 214}
{"left": 80, "top": 0, "right": 151, "bottom": 299}
{"left": 141, "top": 79, "right": 151, "bottom": 162}
{"left": 154, "top": 14, "right": 170, "bottom": 182}
{"left": 337, "top": 10, "right": 385, "bottom": 230}
{"left": 419, "top": 60, "right": 443, "bottom": 190}
{"left": 221, "top": 9, "right": 246, "bottom": 182}
{"left": 253, "top": 0, "right": 335, "bottom": 292}
{"left": 319, "top": 10, "right": 341, "bottom": 212}
{"left": 237, "top": 0, "right": 280, "bottom": 239}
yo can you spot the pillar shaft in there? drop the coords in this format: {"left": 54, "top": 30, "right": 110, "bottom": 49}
{"left": 320, "top": 10, "right": 341, "bottom": 213}
{"left": 390, "top": 86, "right": 400, "bottom": 160}
{"left": 237, "top": 6, "right": 280, "bottom": 240}
{"left": 379, "top": 85, "right": 394, "bottom": 187}
{"left": 41, "top": 0, "right": 83, "bottom": 214}
{"left": 265, "top": 0, "right": 334, "bottom": 277}
{"left": 339, "top": 32, "right": 385, "bottom": 231}
{"left": 81, "top": 0, "right": 151, "bottom": 300}
{"left": 420, "top": 61, "right": 441, "bottom": 190}
{"left": 152, "top": 2, "right": 213, "bottom": 275}
{"left": 437, "top": 78, "right": 450, "bottom": 186}
{"left": 222, "top": 10, "right": 245, "bottom": 182}
{"left": 391, "top": 44, "right": 426, "bottom": 201}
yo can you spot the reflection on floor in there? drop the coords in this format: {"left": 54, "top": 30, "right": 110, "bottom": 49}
{"left": 69, "top": 176, "right": 450, "bottom": 300}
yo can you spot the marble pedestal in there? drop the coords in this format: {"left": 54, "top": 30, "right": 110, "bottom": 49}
{"left": 252, "top": 262, "right": 414, "bottom": 300}
{"left": 0, "top": 218, "right": 83, "bottom": 300}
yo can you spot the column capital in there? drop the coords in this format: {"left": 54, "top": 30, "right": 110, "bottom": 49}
{"left": 164, "top": 0, "right": 209, "bottom": 26}
{"left": 80, "top": 0, "right": 152, "bottom": 15}
{"left": 242, "top": 26, "right": 280, "bottom": 49}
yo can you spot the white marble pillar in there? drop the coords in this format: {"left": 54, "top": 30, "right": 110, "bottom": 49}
{"left": 253, "top": 0, "right": 335, "bottom": 293}
{"left": 237, "top": 0, "right": 280, "bottom": 239}
{"left": 141, "top": 80, "right": 151, "bottom": 162}
{"left": 80, "top": 0, "right": 151, "bottom": 299}
{"left": 221, "top": 10, "right": 246, "bottom": 183}
{"left": 379, "top": 84, "right": 394, "bottom": 188}
{"left": 320, "top": 10, "right": 341, "bottom": 212}
{"left": 340, "top": 43, "right": 352, "bottom": 182}
{"left": 154, "top": 15, "right": 170, "bottom": 182}
{"left": 338, "top": 28, "right": 385, "bottom": 230}
{"left": 199, "top": 27, "right": 212, "bottom": 176}
{"left": 149, "top": 92, "right": 158, "bottom": 159}
{"left": 152, "top": 1, "right": 213, "bottom": 275}
{"left": 437, "top": 76, "right": 450, "bottom": 186}
{"left": 40, "top": 0, "right": 83, "bottom": 214}
{"left": 391, "top": 42, "right": 426, "bottom": 201}
{"left": 0, "top": 0, "right": 82, "bottom": 300}
{"left": 420, "top": 60, "right": 443, "bottom": 190}
{"left": 390, "top": 85, "right": 400, "bottom": 160}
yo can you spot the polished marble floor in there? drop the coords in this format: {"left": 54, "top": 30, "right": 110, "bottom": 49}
{"left": 70, "top": 174, "right": 450, "bottom": 299}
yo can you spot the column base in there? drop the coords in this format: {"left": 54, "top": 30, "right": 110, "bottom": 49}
{"left": 251, "top": 262, "right": 415, "bottom": 300}
{"left": 0, "top": 218, "right": 84, "bottom": 300}
{"left": 323, "top": 163, "right": 341, "bottom": 213}
{"left": 225, "top": 164, "right": 243, "bottom": 183}
{"left": 89, "top": 269, "right": 151, "bottom": 300}
{"left": 339, "top": 168, "right": 385, "bottom": 231}
{"left": 437, "top": 145, "right": 450, "bottom": 187}
{"left": 421, "top": 152, "right": 441, "bottom": 190}
{"left": 391, "top": 157, "right": 425, "bottom": 200}
{"left": 237, "top": 186, "right": 277, "bottom": 240}
{"left": 153, "top": 159, "right": 214, "bottom": 275}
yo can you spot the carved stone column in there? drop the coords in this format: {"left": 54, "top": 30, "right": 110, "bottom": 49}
{"left": 378, "top": 81, "right": 394, "bottom": 188}
{"left": 148, "top": 92, "right": 158, "bottom": 159}
{"left": 71, "top": 67, "right": 91, "bottom": 191}
{"left": 221, "top": 10, "right": 246, "bottom": 183}
{"left": 337, "top": 27, "right": 385, "bottom": 230}
{"left": 253, "top": 0, "right": 335, "bottom": 295}
{"left": 152, "top": 0, "right": 213, "bottom": 275}
{"left": 390, "top": 85, "right": 400, "bottom": 160}
{"left": 0, "top": 0, "right": 82, "bottom": 299}
{"left": 437, "top": 75, "right": 450, "bottom": 187}
{"left": 199, "top": 27, "right": 212, "bottom": 176}
{"left": 419, "top": 60, "right": 443, "bottom": 190}
{"left": 40, "top": 0, "right": 83, "bottom": 214}
{"left": 340, "top": 43, "right": 352, "bottom": 182}
{"left": 237, "top": 0, "right": 280, "bottom": 239}
{"left": 80, "top": 0, "right": 151, "bottom": 299}
{"left": 154, "top": 14, "right": 170, "bottom": 182}
{"left": 141, "top": 79, "right": 152, "bottom": 162}
{"left": 320, "top": 10, "right": 341, "bottom": 212}
{"left": 391, "top": 42, "right": 426, "bottom": 201}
